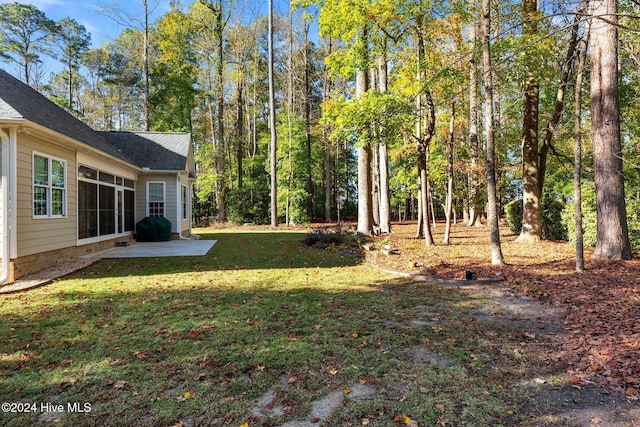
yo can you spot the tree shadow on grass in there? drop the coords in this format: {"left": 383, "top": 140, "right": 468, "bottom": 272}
{"left": 2, "top": 272, "right": 638, "bottom": 426}
{"left": 83, "top": 231, "right": 363, "bottom": 279}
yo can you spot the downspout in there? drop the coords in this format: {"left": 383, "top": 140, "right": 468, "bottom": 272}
{"left": 189, "top": 181, "right": 193, "bottom": 235}
{"left": 1, "top": 128, "right": 11, "bottom": 285}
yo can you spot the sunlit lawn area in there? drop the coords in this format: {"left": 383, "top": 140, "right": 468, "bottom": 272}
{"left": 1, "top": 228, "right": 535, "bottom": 426}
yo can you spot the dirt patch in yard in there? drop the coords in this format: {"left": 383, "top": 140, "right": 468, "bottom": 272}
{"left": 320, "top": 220, "right": 640, "bottom": 426}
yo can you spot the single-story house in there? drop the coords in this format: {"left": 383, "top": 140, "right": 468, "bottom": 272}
{"left": 0, "top": 68, "right": 196, "bottom": 283}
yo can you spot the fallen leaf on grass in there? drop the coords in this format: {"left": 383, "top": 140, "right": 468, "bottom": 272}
{"left": 113, "top": 380, "right": 127, "bottom": 389}
{"left": 400, "top": 415, "right": 419, "bottom": 427}
{"left": 176, "top": 390, "right": 195, "bottom": 401}
{"left": 343, "top": 387, "right": 351, "bottom": 395}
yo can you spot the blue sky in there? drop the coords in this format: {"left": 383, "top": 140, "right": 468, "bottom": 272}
{"left": 0, "top": 0, "right": 296, "bottom": 49}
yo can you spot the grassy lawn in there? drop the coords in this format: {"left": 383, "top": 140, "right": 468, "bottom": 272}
{"left": 1, "top": 228, "right": 538, "bottom": 426}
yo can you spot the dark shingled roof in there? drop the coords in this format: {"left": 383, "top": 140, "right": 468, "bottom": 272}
{"left": 0, "top": 68, "right": 133, "bottom": 164}
{"left": 98, "top": 131, "right": 190, "bottom": 171}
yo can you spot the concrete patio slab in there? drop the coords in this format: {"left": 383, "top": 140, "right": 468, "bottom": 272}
{"left": 81, "top": 240, "right": 217, "bottom": 259}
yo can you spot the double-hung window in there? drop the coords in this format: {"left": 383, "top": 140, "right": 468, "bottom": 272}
{"left": 33, "top": 153, "right": 66, "bottom": 218}
{"left": 147, "top": 182, "right": 165, "bottom": 217}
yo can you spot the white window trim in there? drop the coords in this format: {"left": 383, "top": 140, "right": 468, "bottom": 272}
{"left": 146, "top": 181, "right": 166, "bottom": 217}
{"left": 32, "top": 151, "right": 67, "bottom": 219}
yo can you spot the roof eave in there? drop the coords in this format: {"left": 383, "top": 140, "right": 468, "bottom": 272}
{"left": 12, "top": 119, "right": 144, "bottom": 172}
{"left": 141, "top": 169, "right": 185, "bottom": 174}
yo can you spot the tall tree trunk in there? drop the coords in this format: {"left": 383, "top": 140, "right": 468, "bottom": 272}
{"left": 372, "top": 141, "right": 380, "bottom": 229}
{"left": 286, "top": 9, "right": 294, "bottom": 226}
{"left": 574, "top": 28, "right": 589, "bottom": 272}
{"left": 481, "top": 0, "right": 505, "bottom": 265}
{"left": 590, "top": 0, "right": 631, "bottom": 260}
{"left": 538, "top": 2, "right": 585, "bottom": 195}
{"left": 215, "top": 0, "right": 226, "bottom": 222}
{"left": 518, "top": 76, "right": 541, "bottom": 242}
{"left": 370, "top": 68, "right": 380, "bottom": 230}
{"left": 324, "top": 38, "right": 334, "bottom": 223}
{"left": 467, "top": 0, "right": 482, "bottom": 227}
{"left": 67, "top": 57, "right": 73, "bottom": 112}
{"left": 268, "top": 0, "right": 278, "bottom": 227}
{"left": 443, "top": 100, "right": 455, "bottom": 244}
{"left": 379, "top": 143, "right": 391, "bottom": 233}
{"left": 356, "top": 60, "right": 374, "bottom": 235}
{"left": 416, "top": 181, "right": 424, "bottom": 238}
{"left": 202, "top": 0, "right": 227, "bottom": 222}
{"left": 303, "top": 22, "right": 314, "bottom": 220}
{"left": 236, "top": 80, "right": 244, "bottom": 188}
{"left": 378, "top": 50, "right": 391, "bottom": 233}
{"left": 415, "top": 27, "right": 435, "bottom": 246}
{"left": 517, "top": 0, "right": 541, "bottom": 243}
{"left": 143, "top": 0, "right": 150, "bottom": 131}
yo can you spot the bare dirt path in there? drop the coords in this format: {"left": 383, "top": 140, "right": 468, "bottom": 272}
{"left": 356, "top": 220, "right": 640, "bottom": 426}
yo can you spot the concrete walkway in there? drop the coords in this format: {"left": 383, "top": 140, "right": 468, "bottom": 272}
{"left": 81, "top": 239, "right": 217, "bottom": 259}
{"left": 1, "top": 240, "right": 217, "bottom": 294}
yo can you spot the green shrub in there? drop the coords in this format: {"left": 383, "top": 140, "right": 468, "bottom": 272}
{"left": 226, "top": 187, "right": 270, "bottom": 225}
{"left": 286, "top": 189, "right": 311, "bottom": 226}
{"left": 302, "top": 228, "right": 357, "bottom": 249}
{"left": 563, "top": 198, "right": 640, "bottom": 253}
{"left": 562, "top": 200, "right": 597, "bottom": 248}
{"left": 542, "top": 197, "right": 568, "bottom": 241}
{"left": 505, "top": 199, "right": 523, "bottom": 235}
{"left": 506, "top": 197, "right": 567, "bottom": 240}
{"left": 624, "top": 199, "right": 640, "bottom": 253}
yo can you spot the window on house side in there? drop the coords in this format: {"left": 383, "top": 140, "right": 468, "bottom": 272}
{"left": 33, "top": 153, "right": 66, "bottom": 218}
{"left": 148, "top": 182, "right": 165, "bottom": 217}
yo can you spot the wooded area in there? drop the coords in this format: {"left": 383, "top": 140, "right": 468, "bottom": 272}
{"left": 2, "top": 0, "right": 639, "bottom": 263}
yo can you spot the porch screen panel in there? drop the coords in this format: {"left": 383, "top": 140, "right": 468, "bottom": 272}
{"left": 78, "top": 165, "right": 135, "bottom": 240}
{"left": 124, "top": 190, "right": 135, "bottom": 231}
{"left": 78, "top": 181, "right": 98, "bottom": 239}
{"left": 99, "top": 185, "right": 115, "bottom": 235}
